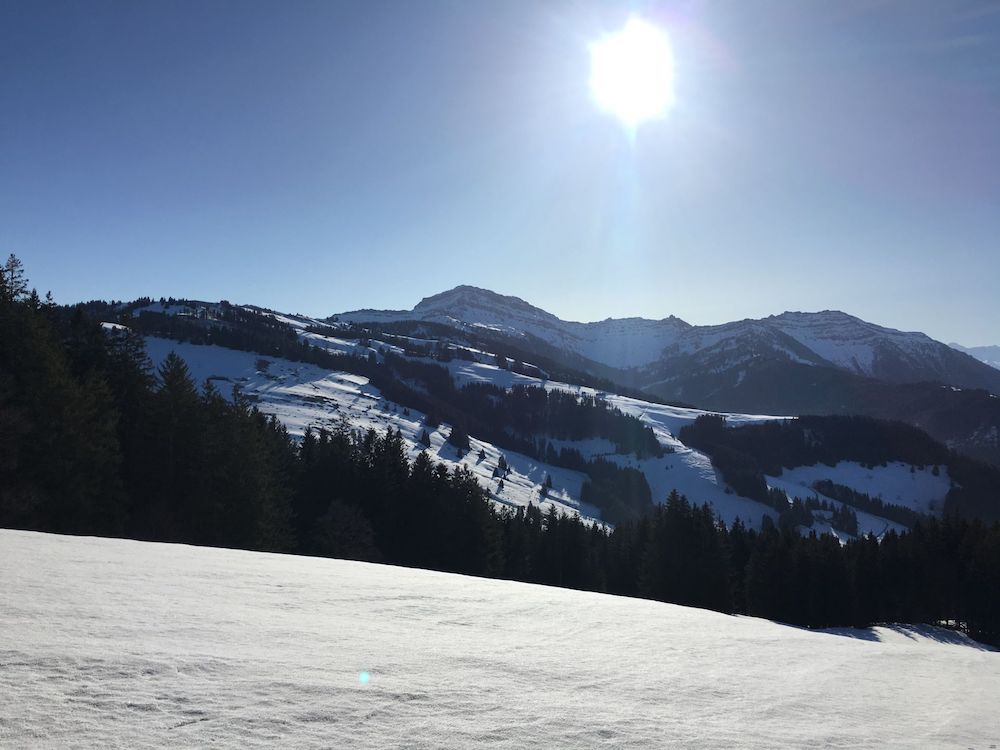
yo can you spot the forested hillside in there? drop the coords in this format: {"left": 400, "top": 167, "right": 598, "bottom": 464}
{"left": 679, "top": 414, "right": 1000, "bottom": 523}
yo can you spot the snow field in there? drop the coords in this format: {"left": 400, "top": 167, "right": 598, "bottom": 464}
{"left": 1, "top": 530, "right": 997, "bottom": 749}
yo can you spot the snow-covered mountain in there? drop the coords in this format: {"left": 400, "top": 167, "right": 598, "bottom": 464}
{"left": 760, "top": 311, "right": 993, "bottom": 385}
{"left": 4, "top": 529, "right": 997, "bottom": 749}
{"left": 333, "top": 286, "right": 1000, "bottom": 394}
{"left": 336, "top": 285, "right": 691, "bottom": 369}
{"left": 642, "top": 311, "right": 1000, "bottom": 407}
{"left": 951, "top": 343, "right": 1000, "bottom": 370}
{"left": 656, "top": 309, "right": 968, "bottom": 382}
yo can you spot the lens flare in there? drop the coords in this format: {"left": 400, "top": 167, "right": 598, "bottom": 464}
{"left": 589, "top": 16, "right": 676, "bottom": 129}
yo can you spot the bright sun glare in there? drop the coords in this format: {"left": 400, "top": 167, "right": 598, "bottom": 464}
{"left": 589, "top": 16, "right": 675, "bottom": 130}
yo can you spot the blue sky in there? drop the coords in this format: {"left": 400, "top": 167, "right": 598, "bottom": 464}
{"left": 2, "top": 1, "right": 999, "bottom": 344}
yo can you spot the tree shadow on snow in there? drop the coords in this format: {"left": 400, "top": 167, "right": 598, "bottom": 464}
{"left": 796, "top": 622, "right": 997, "bottom": 651}
{"left": 880, "top": 623, "right": 998, "bottom": 651}
{"left": 807, "top": 625, "right": 883, "bottom": 643}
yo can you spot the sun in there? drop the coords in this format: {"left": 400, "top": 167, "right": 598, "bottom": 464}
{"left": 589, "top": 16, "right": 676, "bottom": 130}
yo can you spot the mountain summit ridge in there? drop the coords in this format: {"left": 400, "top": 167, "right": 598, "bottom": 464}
{"left": 336, "top": 285, "right": 690, "bottom": 369}
{"left": 333, "top": 285, "right": 1000, "bottom": 394}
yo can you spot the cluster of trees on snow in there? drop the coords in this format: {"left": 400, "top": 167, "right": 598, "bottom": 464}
{"left": 117, "top": 304, "right": 326, "bottom": 362}
{"left": 812, "top": 480, "right": 921, "bottom": 528}
{"left": 2, "top": 256, "right": 999, "bottom": 647}
{"left": 803, "top": 495, "right": 860, "bottom": 536}
{"left": 303, "top": 348, "right": 665, "bottom": 524}
{"left": 458, "top": 383, "right": 664, "bottom": 458}
{"left": 679, "top": 414, "right": 1000, "bottom": 523}
{"left": 578, "top": 460, "right": 653, "bottom": 525}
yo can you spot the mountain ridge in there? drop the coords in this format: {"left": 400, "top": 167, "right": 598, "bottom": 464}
{"left": 333, "top": 285, "right": 1000, "bottom": 394}
{"left": 951, "top": 342, "right": 1000, "bottom": 370}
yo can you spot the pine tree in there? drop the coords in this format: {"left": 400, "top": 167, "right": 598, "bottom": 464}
{"left": 149, "top": 352, "right": 205, "bottom": 541}
{"left": 0, "top": 259, "right": 125, "bottom": 535}
{"left": 446, "top": 424, "right": 470, "bottom": 453}
{"left": 0, "top": 253, "right": 28, "bottom": 304}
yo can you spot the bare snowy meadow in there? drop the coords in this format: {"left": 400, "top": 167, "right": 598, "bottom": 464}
{"left": 2, "top": 529, "right": 998, "bottom": 748}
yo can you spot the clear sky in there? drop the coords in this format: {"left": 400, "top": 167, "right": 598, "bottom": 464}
{"left": 2, "top": 1, "right": 999, "bottom": 344}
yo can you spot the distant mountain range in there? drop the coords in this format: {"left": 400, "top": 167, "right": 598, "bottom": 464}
{"left": 335, "top": 285, "right": 1000, "bottom": 392}
{"left": 950, "top": 343, "right": 1000, "bottom": 371}
{"left": 334, "top": 286, "right": 1000, "bottom": 466}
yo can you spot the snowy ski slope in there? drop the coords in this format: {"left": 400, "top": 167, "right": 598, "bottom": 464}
{"left": 1, "top": 530, "right": 997, "bottom": 749}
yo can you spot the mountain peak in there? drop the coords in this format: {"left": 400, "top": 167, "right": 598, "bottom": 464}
{"left": 334, "top": 285, "right": 692, "bottom": 367}
{"left": 772, "top": 309, "right": 857, "bottom": 322}
{"left": 768, "top": 309, "right": 936, "bottom": 338}
{"left": 413, "top": 285, "right": 559, "bottom": 322}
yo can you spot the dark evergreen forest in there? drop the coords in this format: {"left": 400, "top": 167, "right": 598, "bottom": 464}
{"left": 2, "top": 256, "right": 998, "bottom": 647}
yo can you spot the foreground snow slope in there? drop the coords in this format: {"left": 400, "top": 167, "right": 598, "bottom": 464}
{"left": 2, "top": 530, "right": 997, "bottom": 749}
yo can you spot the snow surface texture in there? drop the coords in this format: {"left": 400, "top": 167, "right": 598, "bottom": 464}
{"left": 2, "top": 530, "right": 998, "bottom": 749}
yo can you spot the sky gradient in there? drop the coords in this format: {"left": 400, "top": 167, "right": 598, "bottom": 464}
{"left": 2, "top": 1, "right": 999, "bottom": 344}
